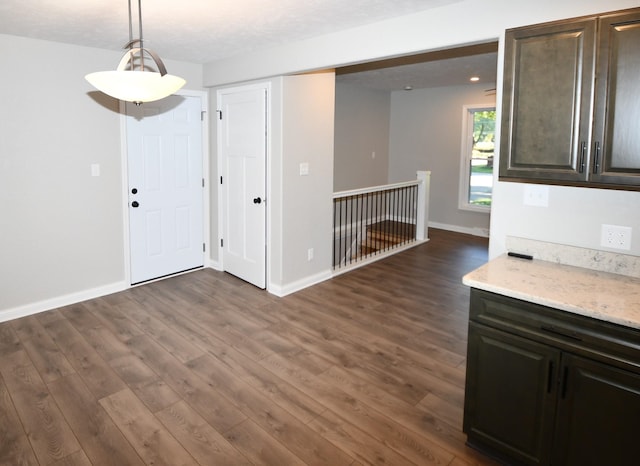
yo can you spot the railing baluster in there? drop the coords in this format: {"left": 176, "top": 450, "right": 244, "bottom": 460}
{"left": 400, "top": 187, "right": 404, "bottom": 243}
{"left": 333, "top": 200, "right": 336, "bottom": 268}
{"left": 353, "top": 194, "right": 357, "bottom": 263}
{"left": 393, "top": 188, "right": 397, "bottom": 247}
{"left": 408, "top": 187, "right": 411, "bottom": 240}
{"left": 339, "top": 197, "right": 343, "bottom": 268}
{"left": 412, "top": 185, "right": 416, "bottom": 239}
{"left": 386, "top": 189, "right": 391, "bottom": 251}
{"left": 402, "top": 186, "right": 406, "bottom": 243}
{"left": 359, "top": 193, "right": 363, "bottom": 259}
{"left": 332, "top": 179, "right": 424, "bottom": 270}
{"left": 408, "top": 186, "right": 412, "bottom": 241}
{"left": 406, "top": 186, "right": 410, "bottom": 242}
{"left": 374, "top": 191, "right": 378, "bottom": 255}
{"left": 399, "top": 187, "right": 402, "bottom": 245}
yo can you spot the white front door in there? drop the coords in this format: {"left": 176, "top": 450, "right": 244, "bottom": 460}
{"left": 219, "top": 86, "right": 267, "bottom": 288}
{"left": 126, "top": 95, "right": 204, "bottom": 284}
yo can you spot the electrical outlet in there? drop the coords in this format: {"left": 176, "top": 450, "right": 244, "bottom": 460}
{"left": 307, "top": 248, "right": 314, "bottom": 261}
{"left": 601, "top": 224, "right": 632, "bottom": 250}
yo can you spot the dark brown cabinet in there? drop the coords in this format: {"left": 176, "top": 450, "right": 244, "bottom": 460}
{"left": 499, "top": 8, "right": 640, "bottom": 188}
{"left": 552, "top": 354, "right": 640, "bottom": 466}
{"left": 465, "top": 323, "right": 558, "bottom": 465}
{"left": 463, "top": 289, "right": 640, "bottom": 465}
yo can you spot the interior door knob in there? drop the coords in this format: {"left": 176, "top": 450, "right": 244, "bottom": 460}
{"left": 253, "top": 197, "right": 262, "bottom": 204}
{"left": 131, "top": 201, "right": 140, "bottom": 208}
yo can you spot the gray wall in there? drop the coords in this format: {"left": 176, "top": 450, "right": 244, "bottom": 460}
{"left": 388, "top": 85, "right": 494, "bottom": 235}
{"left": 211, "top": 73, "right": 336, "bottom": 295}
{"left": 334, "top": 82, "right": 493, "bottom": 236}
{"left": 4, "top": 0, "right": 640, "bottom": 316}
{"left": 334, "top": 82, "right": 390, "bottom": 191}
{"left": 202, "top": 0, "right": 640, "bottom": 261}
{"left": 0, "top": 34, "right": 203, "bottom": 317}
{"left": 281, "top": 73, "right": 336, "bottom": 288}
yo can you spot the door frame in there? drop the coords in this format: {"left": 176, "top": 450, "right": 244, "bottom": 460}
{"left": 216, "top": 82, "right": 271, "bottom": 289}
{"left": 120, "top": 89, "right": 210, "bottom": 286}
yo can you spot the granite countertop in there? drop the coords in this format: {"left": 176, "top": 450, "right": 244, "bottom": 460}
{"left": 463, "top": 254, "right": 640, "bottom": 330}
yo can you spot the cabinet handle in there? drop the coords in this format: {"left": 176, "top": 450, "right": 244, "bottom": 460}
{"left": 593, "top": 141, "right": 601, "bottom": 174}
{"left": 579, "top": 141, "right": 586, "bottom": 173}
{"left": 561, "top": 366, "right": 569, "bottom": 399}
{"left": 547, "top": 361, "right": 554, "bottom": 394}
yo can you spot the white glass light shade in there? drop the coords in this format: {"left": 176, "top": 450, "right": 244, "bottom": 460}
{"left": 85, "top": 70, "right": 185, "bottom": 103}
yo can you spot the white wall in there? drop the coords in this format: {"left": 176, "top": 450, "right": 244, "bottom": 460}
{"left": 334, "top": 83, "right": 390, "bottom": 191}
{"left": 202, "top": 0, "right": 640, "bottom": 263}
{"left": 389, "top": 85, "right": 494, "bottom": 235}
{"left": 0, "top": 34, "right": 203, "bottom": 318}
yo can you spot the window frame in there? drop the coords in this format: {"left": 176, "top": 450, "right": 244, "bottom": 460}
{"left": 458, "top": 104, "right": 495, "bottom": 213}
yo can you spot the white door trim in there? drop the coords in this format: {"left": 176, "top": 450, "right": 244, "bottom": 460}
{"left": 120, "top": 89, "right": 210, "bottom": 286}
{"left": 216, "top": 82, "right": 271, "bottom": 289}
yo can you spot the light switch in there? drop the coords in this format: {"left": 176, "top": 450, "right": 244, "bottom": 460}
{"left": 299, "top": 162, "right": 309, "bottom": 176}
{"left": 91, "top": 163, "right": 100, "bottom": 177}
{"left": 523, "top": 184, "right": 548, "bottom": 207}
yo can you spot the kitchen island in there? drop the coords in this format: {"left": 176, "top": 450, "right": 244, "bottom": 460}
{"left": 461, "top": 253, "right": 640, "bottom": 465}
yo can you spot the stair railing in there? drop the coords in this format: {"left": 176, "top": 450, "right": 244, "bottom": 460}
{"left": 332, "top": 171, "right": 430, "bottom": 271}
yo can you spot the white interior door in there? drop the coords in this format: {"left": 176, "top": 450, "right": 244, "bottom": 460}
{"left": 127, "top": 95, "right": 204, "bottom": 284}
{"left": 219, "top": 86, "right": 267, "bottom": 288}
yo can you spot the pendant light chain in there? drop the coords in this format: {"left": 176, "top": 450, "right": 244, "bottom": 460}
{"left": 137, "top": 0, "right": 145, "bottom": 71}
{"left": 127, "top": 0, "right": 133, "bottom": 70}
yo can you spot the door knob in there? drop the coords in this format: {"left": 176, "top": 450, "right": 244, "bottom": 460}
{"left": 253, "top": 197, "right": 262, "bottom": 204}
{"left": 132, "top": 201, "right": 140, "bottom": 208}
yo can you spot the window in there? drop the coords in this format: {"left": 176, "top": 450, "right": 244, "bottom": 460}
{"left": 459, "top": 105, "right": 495, "bottom": 211}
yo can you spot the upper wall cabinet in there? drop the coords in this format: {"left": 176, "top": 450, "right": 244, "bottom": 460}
{"left": 499, "top": 8, "right": 640, "bottom": 188}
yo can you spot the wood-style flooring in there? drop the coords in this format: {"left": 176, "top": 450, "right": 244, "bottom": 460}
{"left": 0, "top": 228, "right": 498, "bottom": 465}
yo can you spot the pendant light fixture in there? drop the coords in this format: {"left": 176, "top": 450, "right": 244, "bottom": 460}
{"left": 85, "top": 0, "right": 185, "bottom": 105}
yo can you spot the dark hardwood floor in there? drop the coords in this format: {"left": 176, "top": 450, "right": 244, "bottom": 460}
{"left": 0, "top": 228, "right": 498, "bottom": 465}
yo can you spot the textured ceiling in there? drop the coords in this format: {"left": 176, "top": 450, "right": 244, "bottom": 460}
{"left": 1, "top": 0, "right": 497, "bottom": 91}
{"left": 0, "top": 0, "right": 462, "bottom": 64}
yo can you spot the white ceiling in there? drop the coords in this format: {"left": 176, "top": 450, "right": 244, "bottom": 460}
{"left": 0, "top": 0, "right": 497, "bottom": 91}
{"left": 0, "top": 0, "right": 462, "bottom": 64}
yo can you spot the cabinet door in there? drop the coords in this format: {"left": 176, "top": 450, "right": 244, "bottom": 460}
{"left": 552, "top": 354, "right": 640, "bottom": 466}
{"left": 499, "top": 19, "right": 596, "bottom": 182}
{"left": 590, "top": 10, "right": 640, "bottom": 186}
{"left": 464, "top": 323, "right": 559, "bottom": 465}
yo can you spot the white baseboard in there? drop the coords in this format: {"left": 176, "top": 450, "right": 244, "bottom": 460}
{"left": 268, "top": 269, "right": 333, "bottom": 297}
{"left": 0, "top": 281, "right": 129, "bottom": 323}
{"left": 1, "top": 225, "right": 483, "bottom": 322}
{"left": 428, "top": 221, "right": 490, "bottom": 238}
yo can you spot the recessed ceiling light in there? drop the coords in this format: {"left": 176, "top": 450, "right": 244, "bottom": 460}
{"left": 470, "top": 76, "right": 480, "bottom": 82}
{"left": 404, "top": 85, "right": 413, "bottom": 91}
